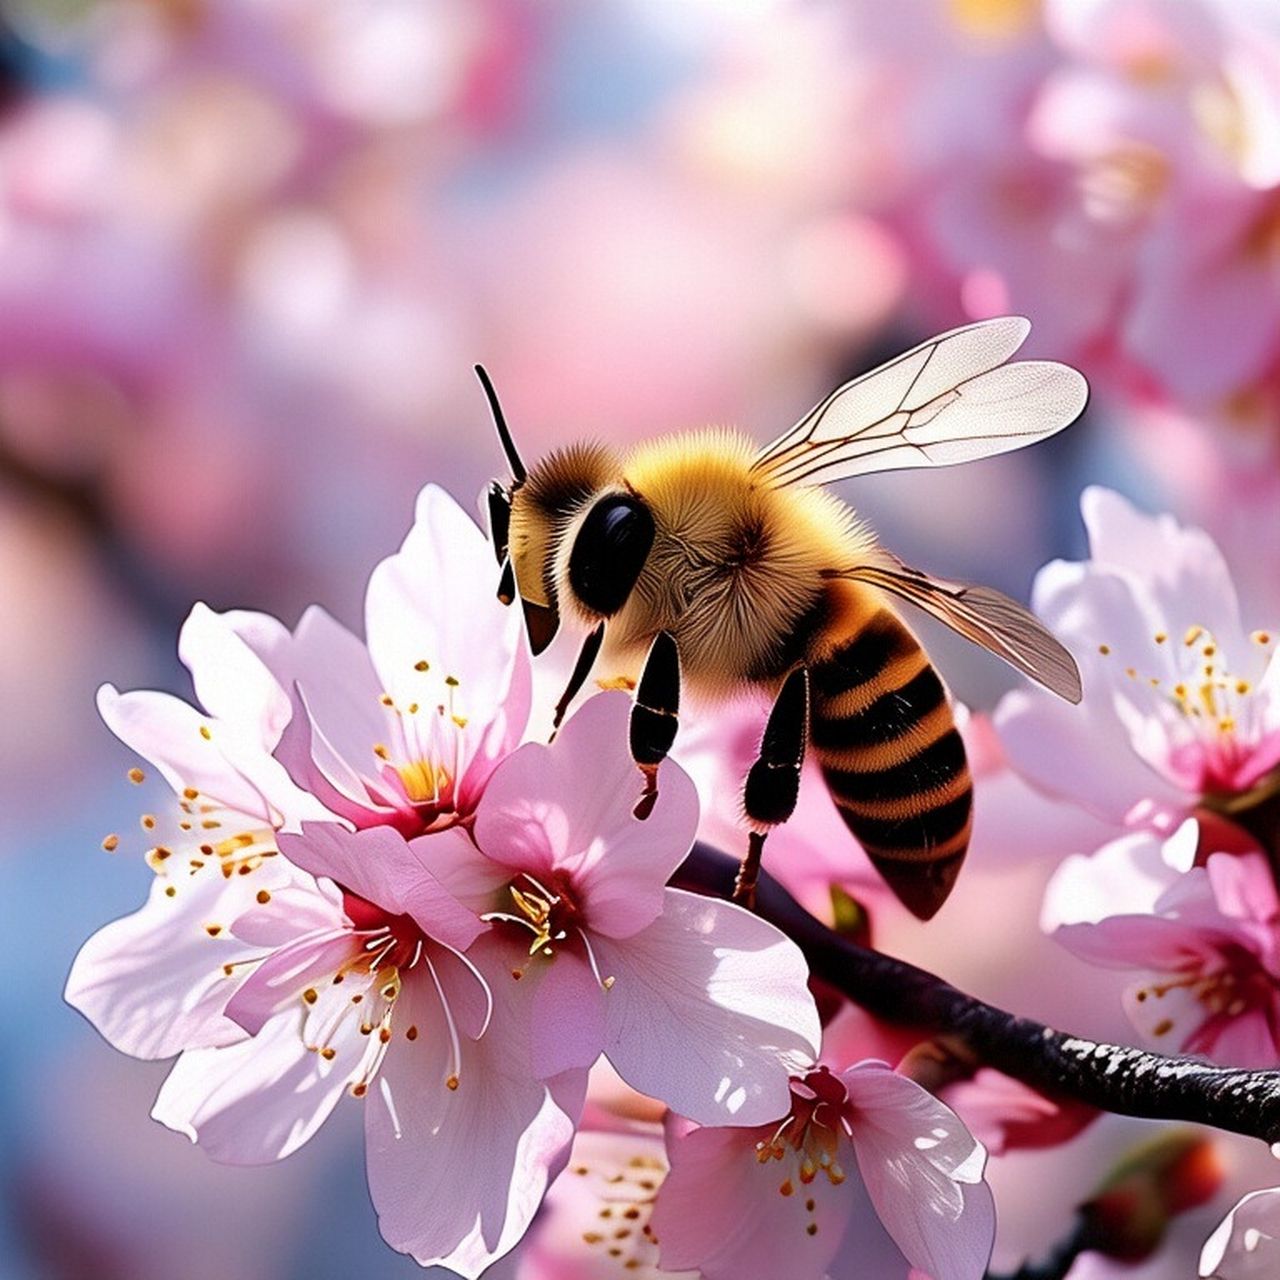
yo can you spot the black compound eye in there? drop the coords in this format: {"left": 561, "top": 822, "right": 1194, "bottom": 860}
{"left": 568, "top": 494, "right": 655, "bottom": 617}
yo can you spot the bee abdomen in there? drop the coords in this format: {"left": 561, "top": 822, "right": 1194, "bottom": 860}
{"left": 809, "top": 609, "right": 972, "bottom": 920}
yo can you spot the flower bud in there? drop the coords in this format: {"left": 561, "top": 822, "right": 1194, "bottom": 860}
{"left": 1077, "top": 1131, "right": 1223, "bottom": 1262}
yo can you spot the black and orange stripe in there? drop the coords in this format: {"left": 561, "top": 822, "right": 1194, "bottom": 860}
{"left": 808, "top": 607, "right": 972, "bottom": 919}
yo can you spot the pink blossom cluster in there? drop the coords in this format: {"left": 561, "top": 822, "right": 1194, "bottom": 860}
{"left": 864, "top": 0, "right": 1280, "bottom": 419}
{"left": 66, "top": 485, "right": 996, "bottom": 1279}
{"left": 989, "top": 485, "right": 1280, "bottom": 1275}
{"left": 848, "top": 0, "right": 1280, "bottom": 596}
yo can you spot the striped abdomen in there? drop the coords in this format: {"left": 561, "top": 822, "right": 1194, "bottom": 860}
{"left": 809, "top": 607, "right": 972, "bottom": 920}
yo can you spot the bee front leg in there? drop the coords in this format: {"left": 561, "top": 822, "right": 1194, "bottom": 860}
{"left": 549, "top": 622, "right": 605, "bottom": 740}
{"left": 736, "top": 666, "right": 809, "bottom": 909}
{"left": 630, "top": 630, "right": 680, "bottom": 820}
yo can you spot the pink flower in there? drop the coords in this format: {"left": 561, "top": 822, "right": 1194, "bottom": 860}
{"left": 69, "top": 807, "right": 582, "bottom": 1276}
{"left": 155, "top": 820, "right": 582, "bottom": 1276}
{"left": 429, "top": 690, "right": 823, "bottom": 1128}
{"left": 650, "top": 1059, "right": 994, "bottom": 1280}
{"left": 996, "top": 487, "right": 1280, "bottom": 833}
{"left": 510, "top": 1125, "right": 698, "bottom": 1280}
{"left": 221, "top": 483, "right": 530, "bottom": 835}
{"left": 1049, "top": 825, "right": 1280, "bottom": 1067}
{"left": 1201, "top": 1186, "right": 1280, "bottom": 1279}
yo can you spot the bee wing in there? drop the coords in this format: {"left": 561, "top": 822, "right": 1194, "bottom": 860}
{"left": 838, "top": 551, "right": 1083, "bottom": 703}
{"left": 751, "top": 316, "right": 1088, "bottom": 488}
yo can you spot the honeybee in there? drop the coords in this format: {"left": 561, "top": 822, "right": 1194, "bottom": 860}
{"left": 481, "top": 317, "right": 1086, "bottom": 919}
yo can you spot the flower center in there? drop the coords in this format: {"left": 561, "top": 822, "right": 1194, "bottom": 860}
{"left": 1097, "top": 625, "right": 1276, "bottom": 797}
{"left": 1134, "top": 940, "right": 1280, "bottom": 1058}
{"left": 371, "top": 662, "right": 471, "bottom": 827}
{"left": 300, "top": 890, "right": 462, "bottom": 1098}
{"left": 484, "top": 872, "right": 583, "bottom": 958}
{"left": 757, "top": 1066, "right": 849, "bottom": 1190}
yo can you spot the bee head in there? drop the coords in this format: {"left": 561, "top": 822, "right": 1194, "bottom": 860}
{"left": 475, "top": 365, "right": 629, "bottom": 654}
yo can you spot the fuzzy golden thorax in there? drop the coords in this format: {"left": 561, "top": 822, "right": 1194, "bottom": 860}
{"left": 576, "top": 428, "right": 878, "bottom": 697}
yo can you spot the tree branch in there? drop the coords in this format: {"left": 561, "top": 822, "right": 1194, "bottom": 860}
{"left": 676, "top": 841, "right": 1280, "bottom": 1146}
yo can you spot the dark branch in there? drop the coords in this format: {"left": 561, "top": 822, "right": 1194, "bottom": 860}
{"left": 676, "top": 841, "right": 1280, "bottom": 1146}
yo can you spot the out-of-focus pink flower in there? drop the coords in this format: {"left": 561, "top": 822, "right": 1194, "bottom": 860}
{"left": 511, "top": 1125, "right": 697, "bottom": 1280}
{"left": 1201, "top": 1186, "right": 1280, "bottom": 1279}
{"left": 1048, "top": 825, "right": 1280, "bottom": 1068}
{"left": 650, "top": 1058, "right": 994, "bottom": 1280}
{"left": 996, "top": 487, "right": 1280, "bottom": 833}
{"left": 429, "top": 690, "right": 823, "bottom": 1128}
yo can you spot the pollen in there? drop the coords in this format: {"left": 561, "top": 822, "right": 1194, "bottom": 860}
{"left": 128, "top": 767, "right": 146, "bottom": 784}
{"left": 102, "top": 834, "right": 119, "bottom": 852}
{"left": 199, "top": 725, "right": 212, "bottom": 740}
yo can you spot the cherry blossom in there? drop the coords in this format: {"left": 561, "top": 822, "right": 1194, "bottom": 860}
{"left": 1201, "top": 1186, "right": 1280, "bottom": 1279}
{"left": 996, "top": 487, "right": 1280, "bottom": 834}
{"left": 1048, "top": 823, "right": 1280, "bottom": 1067}
{"left": 650, "top": 1058, "right": 994, "bottom": 1280}
{"left": 213, "top": 483, "right": 530, "bottom": 835}
{"left": 67, "top": 794, "right": 583, "bottom": 1276}
{"left": 510, "top": 1125, "right": 697, "bottom": 1280}
{"left": 154, "top": 821, "right": 583, "bottom": 1277}
{"left": 428, "top": 690, "right": 824, "bottom": 1129}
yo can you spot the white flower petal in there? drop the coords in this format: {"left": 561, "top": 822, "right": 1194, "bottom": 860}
{"left": 151, "top": 1010, "right": 361, "bottom": 1164}
{"left": 595, "top": 888, "right": 820, "bottom": 1127}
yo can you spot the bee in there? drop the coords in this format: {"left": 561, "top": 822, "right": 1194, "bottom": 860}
{"left": 480, "top": 317, "right": 1086, "bottom": 919}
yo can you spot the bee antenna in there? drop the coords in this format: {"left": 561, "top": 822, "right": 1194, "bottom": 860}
{"left": 474, "top": 364, "right": 527, "bottom": 485}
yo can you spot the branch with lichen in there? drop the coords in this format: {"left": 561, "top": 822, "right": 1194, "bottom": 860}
{"left": 676, "top": 841, "right": 1280, "bottom": 1147}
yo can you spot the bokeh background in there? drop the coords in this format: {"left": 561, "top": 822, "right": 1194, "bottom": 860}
{"left": 5, "top": 1, "right": 1280, "bottom": 1276}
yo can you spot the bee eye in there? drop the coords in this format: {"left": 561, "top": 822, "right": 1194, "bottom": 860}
{"left": 569, "top": 494, "right": 655, "bottom": 616}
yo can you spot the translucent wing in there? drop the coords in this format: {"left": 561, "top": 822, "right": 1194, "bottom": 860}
{"left": 835, "top": 551, "right": 1083, "bottom": 703}
{"left": 752, "top": 316, "right": 1088, "bottom": 488}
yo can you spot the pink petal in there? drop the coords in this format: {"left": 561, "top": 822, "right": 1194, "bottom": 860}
{"left": 652, "top": 1121, "right": 851, "bottom": 1280}
{"left": 364, "top": 943, "right": 586, "bottom": 1276}
{"left": 843, "top": 1065, "right": 994, "bottom": 1280}
{"left": 364, "top": 485, "right": 531, "bottom": 799}
{"left": 593, "top": 888, "right": 820, "bottom": 1127}
{"left": 97, "top": 685, "right": 287, "bottom": 826}
{"left": 530, "top": 950, "right": 609, "bottom": 1079}
{"left": 465, "top": 931, "right": 606, "bottom": 1081}
{"left": 1200, "top": 1187, "right": 1280, "bottom": 1279}
{"left": 224, "top": 931, "right": 355, "bottom": 1036}
{"left": 65, "top": 865, "right": 286, "bottom": 1058}
{"left": 417, "top": 824, "right": 513, "bottom": 916}
{"left": 473, "top": 692, "right": 698, "bottom": 936}
{"left": 177, "top": 603, "right": 294, "bottom": 745}
{"left": 278, "top": 822, "right": 484, "bottom": 953}
{"left": 151, "top": 1010, "right": 362, "bottom": 1164}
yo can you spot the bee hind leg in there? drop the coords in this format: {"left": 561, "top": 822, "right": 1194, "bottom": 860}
{"left": 736, "top": 666, "right": 809, "bottom": 909}
{"left": 630, "top": 631, "right": 680, "bottom": 820}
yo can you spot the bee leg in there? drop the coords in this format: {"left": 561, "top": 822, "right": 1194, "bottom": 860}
{"left": 735, "top": 666, "right": 809, "bottom": 909}
{"left": 549, "top": 622, "right": 606, "bottom": 740}
{"left": 630, "top": 631, "right": 680, "bottom": 820}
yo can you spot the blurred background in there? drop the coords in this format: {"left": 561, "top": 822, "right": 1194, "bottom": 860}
{"left": 4, "top": 0, "right": 1280, "bottom": 1276}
